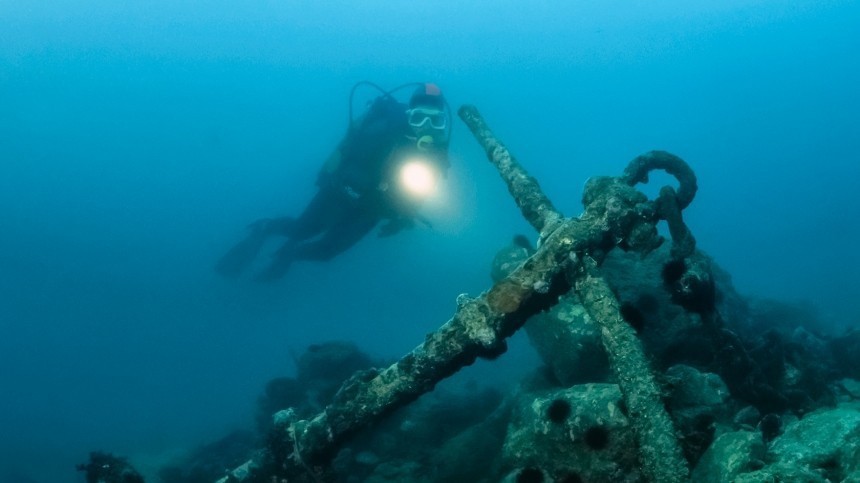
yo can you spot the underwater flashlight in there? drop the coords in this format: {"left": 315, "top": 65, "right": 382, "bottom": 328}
{"left": 398, "top": 158, "right": 437, "bottom": 197}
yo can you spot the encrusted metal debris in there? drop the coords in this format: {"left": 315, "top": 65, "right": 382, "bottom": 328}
{"left": 219, "top": 105, "right": 706, "bottom": 483}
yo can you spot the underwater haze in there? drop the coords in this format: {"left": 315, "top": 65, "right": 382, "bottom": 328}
{"left": 1, "top": 1, "right": 859, "bottom": 481}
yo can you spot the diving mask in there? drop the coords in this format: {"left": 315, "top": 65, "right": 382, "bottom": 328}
{"left": 407, "top": 108, "right": 447, "bottom": 130}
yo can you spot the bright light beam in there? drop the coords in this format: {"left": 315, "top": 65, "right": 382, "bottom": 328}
{"left": 399, "top": 159, "right": 437, "bottom": 197}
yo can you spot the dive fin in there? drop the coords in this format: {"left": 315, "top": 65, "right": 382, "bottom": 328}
{"left": 253, "top": 243, "right": 295, "bottom": 282}
{"left": 215, "top": 228, "right": 269, "bottom": 278}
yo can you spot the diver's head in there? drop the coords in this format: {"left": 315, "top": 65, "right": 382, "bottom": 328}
{"left": 407, "top": 83, "right": 448, "bottom": 149}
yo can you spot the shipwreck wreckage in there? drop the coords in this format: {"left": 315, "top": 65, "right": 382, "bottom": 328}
{"left": 203, "top": 104, "right": 775, "bottom": 483}
{"left": 80, "top": 103, "right": 845, "bottom": 483}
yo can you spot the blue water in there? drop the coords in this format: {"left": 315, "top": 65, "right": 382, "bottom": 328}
{"left": 1, "top": 2, "right": 858, "bottom": 481}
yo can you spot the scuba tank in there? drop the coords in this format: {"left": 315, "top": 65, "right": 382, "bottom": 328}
{"left": 318, "top": 82, "right": 412, "bottom": 185}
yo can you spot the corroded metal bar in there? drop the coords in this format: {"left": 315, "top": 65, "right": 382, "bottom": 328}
{"left": 573, "top": 169, "right": 690, "bottom": 482}
{"left": 571, "top": 258, "right": 690, "bottom": 483}
{"left": 219, "top": 216, "right": 613, "bottom": 482}
{"left": 458, "top": 104, "right": 564, "bottom": 236}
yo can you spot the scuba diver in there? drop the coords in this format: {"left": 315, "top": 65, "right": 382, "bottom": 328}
{"left": 216, "top": 81, "right": 452, "bottom": 282}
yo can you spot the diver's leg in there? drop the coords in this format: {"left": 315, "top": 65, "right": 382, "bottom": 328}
{"left": 283, "top": 188, "right": 348, "bottom": 242}
{"left": 291, "top": 209, "right": 379, "bottom": 261}
{"left": 215, "top": 220, "right": 276, "bottom": 278}
{"left": 254, "top": 208, "right": 379, "bottom": 282}
{"left": 215, "top": 188, "right": 346, "bottom": 279}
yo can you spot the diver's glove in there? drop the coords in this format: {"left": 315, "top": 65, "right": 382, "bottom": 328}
{"left": 376, "top": 214, "right": 433, "bottom": 237}
{"left": 377, "top": 217, "right": 415, "bottom": 238}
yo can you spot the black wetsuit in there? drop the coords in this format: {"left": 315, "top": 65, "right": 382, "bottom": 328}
{"left": 216, "top": 98, "right": 433, "bottom": 281}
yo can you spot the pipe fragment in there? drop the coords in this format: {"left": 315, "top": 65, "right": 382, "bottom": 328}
{"left": 571, "top": 257, "right": 690, "bottom": 483}
{"left": 458, "top": 104, "right": 564, "bottom": 237}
